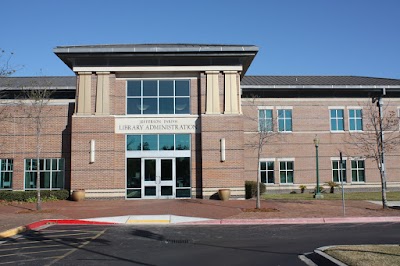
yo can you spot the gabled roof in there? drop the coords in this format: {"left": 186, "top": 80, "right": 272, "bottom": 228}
{"left": 241, "top": 75, "right": 400, "bottom": 87}
{"left": 0, "top": 76, "right": 76, "bottom": 90}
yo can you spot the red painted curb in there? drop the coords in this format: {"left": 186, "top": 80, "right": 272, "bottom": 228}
{"left": 26, "top": 219, "right": 117, "bottom": 230}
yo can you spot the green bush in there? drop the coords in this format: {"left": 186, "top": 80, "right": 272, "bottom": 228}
{"left": 245, "top": 181, "right": 266, "bottom": 199}
{"left": 0, "top": 190, "right": 69, "bottom": 202}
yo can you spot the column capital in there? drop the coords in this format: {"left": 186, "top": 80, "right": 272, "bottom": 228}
{"left": 223, "top": 71, "right": 238, "bottom": 74}
{"left": 78, "top": 72, "right": 92, "bottom": 75}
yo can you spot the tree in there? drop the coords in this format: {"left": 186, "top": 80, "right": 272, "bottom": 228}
{"left": 20, "top": 82, "right": 53, "bottom": 211}
{"left": 0, "top": 49, "right": 16, "bottom": 77}
{"left": 348, "top": 94, "right": 400, "bottom": 209}
{"left": 244, "top": 96, "right": 281, "bottom": 209}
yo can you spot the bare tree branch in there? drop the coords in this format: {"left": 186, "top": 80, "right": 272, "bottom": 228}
{"left": 346, "top": 98, "right": 400, "bottom": 209}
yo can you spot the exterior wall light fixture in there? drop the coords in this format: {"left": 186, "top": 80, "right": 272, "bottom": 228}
{"left": 220, "top": 138, "right": 226, "bottom": 162}
{"left": 90, "top": 139, "right": 95, "bottom": 163}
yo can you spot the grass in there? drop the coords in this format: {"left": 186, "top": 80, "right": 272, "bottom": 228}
{"left": 324, "top": 245, "right": 400, "bottom": 266}
{"left": 262, "top": 191, "right": 400, "bottom": 201}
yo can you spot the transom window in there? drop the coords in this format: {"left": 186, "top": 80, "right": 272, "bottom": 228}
{"left": 351, "top": 160, "right": 365, "bottom": 182}
{"left": 258, "top": 109, "right": 273, "bottom": 132}
{"left": 330, "top": 109, "right": 344, "bottom": 131}
{"left": 0, "top": 159, "right": 13, "bottom": 189}
{"left": 127, "top": 134, "right": 190, "bottom": 151}
{"left": 260, "top": 161, "right": 274, "bottom": 184}
{"left": 25, "top": 159, "right": 64, "bottom": 190}
{"left": 277, "top": 109, "right": 292, "bottom": 132}
{"left": 332, "top": 160, "right": 347, "bottom": 182}
{"left": 279, "top": 161, "right": 294, "bottom": 183}
{"left": 349, "top": 109, "right": 363, "bottom": 131}
{"left": 127, "top": 80, "right": 190, "bottom": 115}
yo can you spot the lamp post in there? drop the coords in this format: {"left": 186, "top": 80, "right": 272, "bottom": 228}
{"left": 313, "top": 136, "right": 324, "bottom": 199}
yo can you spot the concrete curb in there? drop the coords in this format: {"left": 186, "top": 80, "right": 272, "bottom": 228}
{"left": 315, "top": 246, "right": 348, "bottom": 266}
{"left": 182, "top": 216, "right": 400, "bottom": 225}
{"left": 2, "top": 215, "right": 400, "bottom": 239}
{"left": 0, "top": 219, "right": 116, "bottom": 239}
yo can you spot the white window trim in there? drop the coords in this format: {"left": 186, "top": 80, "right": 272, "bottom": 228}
{"left": 257, "top": 106, "right": 274, "bottom": 110}
{"left": 276, "top": 109, "right": 293, "bottom": 133}
{"left": 350, "top": 158, "right": 366, "bottom": 183}
{"left": 329, "top": 108, "right": 345, "bottom": 132}
{"left": 277, "top": 158, "right": 295, "bottom": 162}
{"left": 331, "top": 159, "right": 347, "bottom": 183}
{"left": 259, "top": 158, "right": 275, "bottom": 185}
{"left": 278, "top": 160, "right": 294, "bottom": 184}
{"left": 276, "top": 106, "right": 293, "bottom": 110}
{"left": 258, "top": 108, "right": 274, "bottom": 132}
{"left": 348, "top": 108, "right": 363, "bottom": 132}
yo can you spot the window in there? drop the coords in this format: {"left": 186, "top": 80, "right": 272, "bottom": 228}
{"left": 351, "top": 160, "right": 365, "bottom": 182}
{"left": 24, "top": 159, "right": 64, "bottom": 190}
{"left": 277, "top": 109, "right": 292, "bottom": 132}
{"left": 279, "top": 161, "right": 294, "bottom": 183}
{"left": 332, "top": 160, "right": 346, "bottom": 182}
{"left": 258, "top": 109, "right": 273, "bottom": 132}
{"left": 127, "top": 134, "right": 190, "bottom": 151}
{"left": 127, "top": 80, "right": 190, "bottom": 115}
{"left": 260, "top": 161, "right": 274, "bottom": 184}
{"left": 0, "top": 159, "right": 13, "bottom": 189}
{"left": 349, "top": 109, "right": 363, "bottom": 131}
{"left": 176, "top": 157, "right": 191, "bottom": 197}
{"left": 330, "top": 109, "right": 344, "bottom": 131}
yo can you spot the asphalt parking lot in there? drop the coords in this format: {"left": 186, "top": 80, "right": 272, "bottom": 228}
{"left": 1, "top": 223, "right": 400, "bottom": 266}
{"left": 0, "top": 225, "right": 107, "bottom": 265}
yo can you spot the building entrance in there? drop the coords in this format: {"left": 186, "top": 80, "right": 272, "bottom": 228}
{"left": 142, "top": 158, "right": 175, "bottom": 199}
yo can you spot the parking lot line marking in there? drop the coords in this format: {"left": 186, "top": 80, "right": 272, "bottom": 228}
{"left": 0, "top": 248, "right": 73, "bottom": 259}
{"left": 0, "top": 236, "right": 94, "bottom": 246}
{"left": 0, "top": 256, "right": 62, "bottom": 265}
{"left": 0, "top": 243, "right": 81, "bottom": 253}
{"left": 45, "top": 228, "right": 107, "bottom": 266}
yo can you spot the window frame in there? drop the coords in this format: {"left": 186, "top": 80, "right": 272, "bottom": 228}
{"left": 278, "top": 159, "right": 294, "bottom": 184}
{"left": 348, "top": 108, "right": 363, "bottom": 131}
{"left": 329, "top": 108, "right": 345, "bottom": 132}
{"left": 331, "top": 159, "right": 347, "bottom": 183}
{"left": 277, "top": 108, "right": 293, "bottom": 132}
{"left": 0, "top": 159, "right": 13, "bottom": 189}
{"left": 259, "top": 159, "right": 275, "bottom": 184}
{"left": 126, "top": 79, "right": 191, "bottom": 115}
{"left": 351, "top": 159, "right": 366, "bottom": 183}
{"left": 24, "top": 158, "right": 65, "bottom": 190}
{"left": 258, "top": 108, "right": 274, "bottom": 132}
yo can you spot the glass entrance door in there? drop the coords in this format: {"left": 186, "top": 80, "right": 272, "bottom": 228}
{"left": 142, "top": 158, "right": 175, "bottom": 199}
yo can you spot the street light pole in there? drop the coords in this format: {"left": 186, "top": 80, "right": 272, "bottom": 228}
{"left": 314, "top": 136, "right": 323, "bottom": 199}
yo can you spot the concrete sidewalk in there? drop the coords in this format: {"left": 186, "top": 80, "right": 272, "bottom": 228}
{"left": 1, "top": 198, "right": 400, "bottom": 238}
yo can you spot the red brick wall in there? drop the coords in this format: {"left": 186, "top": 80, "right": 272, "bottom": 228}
{"left": 242, "top": 97, "right": 400, "bottom": 190}
{"left": 0, "top": 102, "right": 73, "bottom": 190}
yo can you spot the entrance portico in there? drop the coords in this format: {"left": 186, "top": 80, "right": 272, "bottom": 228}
{"left": 53, "top": 44, "right": 258, "bottom": 199}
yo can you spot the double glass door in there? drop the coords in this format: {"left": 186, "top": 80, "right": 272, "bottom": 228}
{"left": 143, "top": 158, "right": 175, "bottom": 199}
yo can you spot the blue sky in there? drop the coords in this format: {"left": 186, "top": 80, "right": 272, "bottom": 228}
{"left": 2, "top": 0, "right": 400, "bottom": 78}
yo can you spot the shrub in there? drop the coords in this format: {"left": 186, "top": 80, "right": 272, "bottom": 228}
{"left": 0, "top": 190, "right": 69, "bottom": 202}
{"left": 245, "top": 181, "right": 266, "bottom": 199}
{"left": 314, "top": 186, "right": 326, "bottom": 194}
{"left": 299, "top": 185, "right": 307, "bottom": 193}
{"left": 325, "top": 181, "right": 340, "bottom": 193}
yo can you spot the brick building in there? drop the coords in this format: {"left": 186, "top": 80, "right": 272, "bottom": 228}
{"left": 1, "top": 44, "right": 400, "bottom": 199}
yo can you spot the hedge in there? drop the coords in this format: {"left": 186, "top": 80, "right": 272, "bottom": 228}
{"left": 245, "top": 181, "right": 266, "bottom": 199}
{"left": 0, "top": 190, "right": 69, "bottom": 202}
